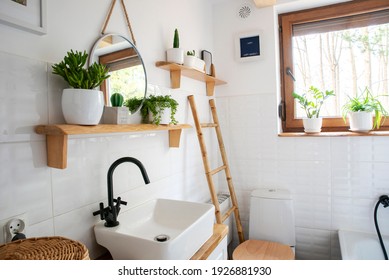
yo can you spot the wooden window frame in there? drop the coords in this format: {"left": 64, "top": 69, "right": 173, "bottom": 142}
{"left": 279, "top": 0, "right": 389, "bottom": 133}
{"left": 98, "top": 47, "right": 139, "bottom": 105}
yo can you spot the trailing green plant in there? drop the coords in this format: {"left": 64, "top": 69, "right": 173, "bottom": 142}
{"left": 292, "top": 86, "right": 334, "bottom": 118}
{"left": 110, "top": 93, "right": 124, "bottom": 107}
{"left": 187, "top": 50, "right": 195, "bottom": 56}
{"left": 173, "top": 28, "right": 180, "bottom": 48}
{"left": 342, "top": 87, "right": 388, "bottom": 129}
{"left": 141, "top": 95, "right": 178, "bottom": 125}
{"left": 52, "top": 50, "right": 110, "bottom": 89}
{"left": 123, "top": 97, "right": 144, "bottom": 114}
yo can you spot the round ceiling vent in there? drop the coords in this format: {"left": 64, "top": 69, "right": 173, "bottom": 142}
{"left": 238, "top": 3, "right": 253, "bottom": 19}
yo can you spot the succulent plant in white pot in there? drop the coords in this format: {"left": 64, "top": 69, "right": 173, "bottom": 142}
{"left": 102, "top": 93, "right": 130, "bottom": 124}
{"left": 52, "top": 50, "right": 110, "bottom": 125}
{"left": 166, "top": 28, "right": 184, "bottom": 64}
{"left": 293, "top": 86, "right": 334, "bottom": 133}
{"left": 184, "top": 50, "right": 206, "bottom": 72}
{"left": 184, "top": 50, "right": 196, "bottom": 68}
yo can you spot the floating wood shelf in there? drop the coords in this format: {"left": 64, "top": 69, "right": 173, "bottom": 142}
{"left": 155, "top": 61, "right": 227, "bottom": 96}
{"left": 35, "top": 124, "right": 191, "bottom": 169}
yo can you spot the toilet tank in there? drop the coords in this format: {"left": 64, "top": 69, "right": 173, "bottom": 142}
{"left": 249, "top": 188, "right": 296, "bottom": 247}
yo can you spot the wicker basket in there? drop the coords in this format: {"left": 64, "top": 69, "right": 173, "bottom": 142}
{"left": 0, "top": 236, "right": 90, "bottom": 260}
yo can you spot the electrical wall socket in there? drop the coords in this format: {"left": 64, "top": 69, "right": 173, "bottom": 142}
{"left": 0, "top": 213, "right": 27, "bottom": 244}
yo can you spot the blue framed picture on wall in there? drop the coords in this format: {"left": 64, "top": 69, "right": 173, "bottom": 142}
{"left": 235, "top": 30, "right": 262, "bottom": 62}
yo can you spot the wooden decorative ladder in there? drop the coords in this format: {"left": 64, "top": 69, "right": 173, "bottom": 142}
{"left": 188, "top": 95, "right": 245, "bottom": 244}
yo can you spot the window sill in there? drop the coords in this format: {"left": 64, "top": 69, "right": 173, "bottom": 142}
{"left": 279, "top": 131, "right": 389, "bottom": 137}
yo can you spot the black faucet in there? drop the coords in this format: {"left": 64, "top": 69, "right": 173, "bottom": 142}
{"left": 93, "top": 157, "right": 150, "bottom": 227}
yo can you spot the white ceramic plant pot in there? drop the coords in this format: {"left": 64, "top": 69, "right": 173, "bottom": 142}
{"left": 184, "top": 55, "right": 206, "bottom": 72}
{"left": 61, "top": 88, "right": 104, "bottom": 125}
{"left": 303, "top": 117, "right": 322, "bottom": 133}
{"left": 184, "top": 55, "right": 196, "bottom": 68}
{"left": 349, "top": 111, "right": 373, "bottom": 132}
{"left": 128, "top": 110, "right": 143, "bottom": 124}
{"left": 194, "top": 57, "right": 206, "bottom": 72}
{"left": 166, "top": 48, "right": 184, "bottom": 64}
{"left": 149, "top": 107, "right": 172, "bottom": 125}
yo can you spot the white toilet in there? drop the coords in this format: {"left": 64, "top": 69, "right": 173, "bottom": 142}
{"left": 233, "top": 188, "right": 296, "bottom": 260}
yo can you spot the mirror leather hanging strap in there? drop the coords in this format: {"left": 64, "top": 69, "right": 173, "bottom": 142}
{"left": 101, "top": 0, "right": 137, "bottom": 46}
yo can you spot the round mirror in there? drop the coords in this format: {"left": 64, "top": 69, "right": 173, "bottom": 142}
{"left": 89, "top": 33, "right": 147, "bottom": 115}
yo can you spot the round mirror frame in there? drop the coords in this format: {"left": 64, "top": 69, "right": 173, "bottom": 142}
{"left": 89, "top": 33, "right": 147, "bottom": 114}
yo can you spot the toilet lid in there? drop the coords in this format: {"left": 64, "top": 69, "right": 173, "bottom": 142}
{"left": 233, "top": 239, "right": 294, "bottom": 260}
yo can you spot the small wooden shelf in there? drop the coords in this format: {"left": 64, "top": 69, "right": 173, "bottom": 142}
{"left": 155, "top": 61, "right": 227, "bottom": 96}
{"left": 35, "top": 124, "right": 191, "bottom": 169}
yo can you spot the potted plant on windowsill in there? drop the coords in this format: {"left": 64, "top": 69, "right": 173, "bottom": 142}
{"left": 166, "top": 28, "right": 184, "bottom": 65}
{"left": 342, "top": 87, "right": 388, "bottom": 132}
{"left": 293, "top": 86, "right": 334, "bottom": 133}
{"left": 141, "top": 95, "right": 178, "bottom": 125}
{"left": 52, "top": 50, "right": 110, "bottom": 125}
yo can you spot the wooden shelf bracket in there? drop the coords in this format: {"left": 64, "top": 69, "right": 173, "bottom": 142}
{"left": 35, "top": 124, "right": 191, "bottom": 169}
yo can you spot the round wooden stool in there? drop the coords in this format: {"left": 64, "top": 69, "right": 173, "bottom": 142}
{"left": 233, "top": 239, "right": 294, "bottom": 260}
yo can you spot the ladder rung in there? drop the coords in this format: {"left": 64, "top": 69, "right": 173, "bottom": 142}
{"left": 208, "top": 165, "right": 227, "bottom": 175}
{"left": 222, "top": 206, "right": 237, "bottom": 222}
{"left": 200, "top": 123, "right": 218, "bottom": 128}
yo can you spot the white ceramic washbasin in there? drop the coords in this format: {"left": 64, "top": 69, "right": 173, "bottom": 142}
{"left": 94, "top": 198, "right": 215, "bottom": 260}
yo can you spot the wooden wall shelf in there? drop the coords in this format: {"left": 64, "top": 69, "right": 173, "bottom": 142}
{"left": 35, "top": 124, "right": 191, "bottom": 169}
{"left": 155, "top": 61, "right": 227, "bottom": 96}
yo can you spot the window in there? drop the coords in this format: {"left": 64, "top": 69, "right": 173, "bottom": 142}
{"left": 279, "top": 0, "right": 389, "bottom": 132}
{"left": 99, "top": 48, "right": 145, "bottom": 104}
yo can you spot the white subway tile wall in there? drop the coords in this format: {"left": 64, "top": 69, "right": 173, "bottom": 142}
{"left": 217, "top": 94, "right": 389, "bottom": 260}
{"left": 1, "top": 51, "right": 389, "bottom": 260}
{"left": 0, "top": 52, "right": 215, "bottom": 259}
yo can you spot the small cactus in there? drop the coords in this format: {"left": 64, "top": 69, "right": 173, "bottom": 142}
{"left": 110, "top": 93, "right": 124, "bottom": 107}
{"left": 187, "top": 50, "right": 195, "bottom": 56}
{"left": 173, "top": 28, "right": 180, "bottom": 48}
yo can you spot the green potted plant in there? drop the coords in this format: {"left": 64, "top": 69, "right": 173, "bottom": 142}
{"left": 342, "top": 87, "right": 388, "bottom": 132}
{"left": 141, "top": 95, "right": 178, "bottom": 125}
{"left": 186, "top": 50, "right": 195, "bottom": 56}
{"left": 52, "top": 49, "right": 110, "bottom": 125}
{"left": 110, "top": 92, "right": 124, "bottom": 107}
{"left": 123, "top": 96, "right": 144, "bottom": 124}
{"left": 184, "top": 50, "right": 196, "bottom": 68}
{"left": 124, "top": 96, "right": 144, "bottom": 114}
{"left": 102, "top": 93, "right": 130, "bottom": 124}
{"left": 293, "top": 85, "right": 334, "bottom": 133}
{"left": 166, "top": 28, "right": 184, "bottom": 64}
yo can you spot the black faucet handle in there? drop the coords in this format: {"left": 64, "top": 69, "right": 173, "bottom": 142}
{"left": 93, "top": 202, "right": 107, "bottom": 220}
{"left": 114, "top": 197, "right": 127, "bottom": 206}
{"left": 114, "top": 197, "right": 127, "bottom": 217}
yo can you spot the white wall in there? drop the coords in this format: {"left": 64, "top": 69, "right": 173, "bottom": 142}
{"left": 1, "top": 0, "right": 389, "bottom": 261}
{"left": 213, "top": 0, "right": 389, "bottom": 259}
{"left": 0, "top": 0, "right": 219, "bottom": 259}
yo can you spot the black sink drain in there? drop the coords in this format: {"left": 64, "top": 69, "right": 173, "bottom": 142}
{"left": 154, "top": 234, "right": 170, "bottom": 242}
